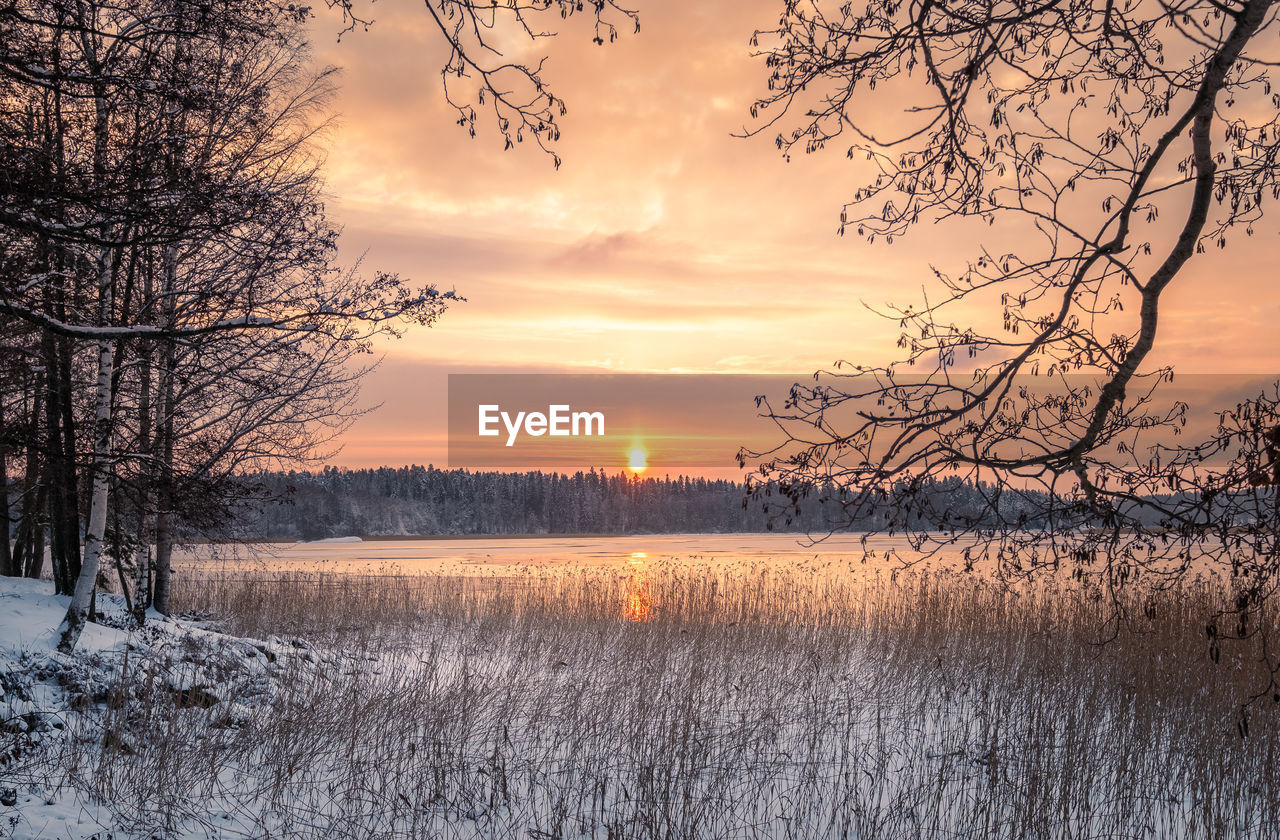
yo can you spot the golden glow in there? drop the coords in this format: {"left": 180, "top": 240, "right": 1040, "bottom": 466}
{"left": 315, "top": 0, "right": 1280, "bottom": 471}
{"left": 623, "top": 553, "right": 651, "bottom": 622}
{"left": 628, "top": 446, "right": 648, "bottom": 473}
{"left": 625, "top": 588, "right": 651, "bottom": 622}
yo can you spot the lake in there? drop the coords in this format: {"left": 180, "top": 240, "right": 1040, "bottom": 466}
{"left": 174, "top": 532, "right": 973, "bottom": 577}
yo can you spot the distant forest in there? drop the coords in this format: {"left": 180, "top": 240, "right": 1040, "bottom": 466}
{"left": 231, "top": 465, "right": 1048, "bottom": 539}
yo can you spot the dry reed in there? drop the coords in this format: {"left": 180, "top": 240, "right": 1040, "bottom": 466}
{"left": 53, "top": 559, "right": 1280, "bottom": 839}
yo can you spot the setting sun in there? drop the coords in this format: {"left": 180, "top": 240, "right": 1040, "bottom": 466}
{"left": 628, "top": 446, "right": 648, "bottom": 473}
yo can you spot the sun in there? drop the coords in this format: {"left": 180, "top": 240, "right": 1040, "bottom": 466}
{"left": 628, "top": 446, "right": 647, "bottom": 473}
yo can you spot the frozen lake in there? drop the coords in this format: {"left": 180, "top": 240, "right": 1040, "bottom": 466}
{"left": 174, "top": 532, "right": 968, "bottom": 576}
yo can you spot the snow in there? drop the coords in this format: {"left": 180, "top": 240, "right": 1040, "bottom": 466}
{"left": 1, "top": 580, "right": 132, "bottom": 839}
{"left": 1, "top": 543, "right": 1271, "bottom": 840}
{"left": 0, "top": 577, "right": 129, "bottom": 654}
{"left": 0, "top": 578, "right": 335, "bottom": 840}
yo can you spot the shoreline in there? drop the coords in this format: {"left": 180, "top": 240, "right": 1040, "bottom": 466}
{"left": 189, "top": 530, "right": 859, "bottom": 545}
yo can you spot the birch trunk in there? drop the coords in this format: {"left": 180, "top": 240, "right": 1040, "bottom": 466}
{"left": 57, "top": 26, "right": 117, "bottom": 651}
{"left": 56, "top": 255, "right": 116, "bottom": 652}
{"left": 151, "top": 246, "right": 178, "bottom": 616}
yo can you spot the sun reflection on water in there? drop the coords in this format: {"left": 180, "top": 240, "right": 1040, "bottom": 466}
{"left": 624, "top": 551, "right": 652, "bottom": 622}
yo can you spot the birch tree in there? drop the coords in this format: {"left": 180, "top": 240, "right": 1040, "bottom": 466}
{"left": 0, "top": 0, "right": 452, "bottom": 650}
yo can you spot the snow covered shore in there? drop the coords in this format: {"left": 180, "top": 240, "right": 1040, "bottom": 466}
{"left": 0, "top": 577, "right": 337, "bottom": 839}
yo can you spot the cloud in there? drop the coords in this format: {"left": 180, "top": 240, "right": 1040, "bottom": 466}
{"left": 300, "top": 0, "right": 1280, "bottom": 469}
{"left": 551, "top": 230, "right": 650, "bottom": 269}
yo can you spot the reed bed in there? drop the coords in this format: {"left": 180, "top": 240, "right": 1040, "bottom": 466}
{"left": 59, "top": 560, "right": 1280, "bottom": 839}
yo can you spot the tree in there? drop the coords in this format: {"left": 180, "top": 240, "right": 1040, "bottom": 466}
{"left": 742, "top": 0, "right": 1280, "bottom": 685}
{"left": 0, "top": 0, "right": 641, "bottom": 650}
{"left": 0, "top": 0, "right": 453, "bottom": 650}
{"left": 328, "top": 0, "right": 641, "bottom": 168}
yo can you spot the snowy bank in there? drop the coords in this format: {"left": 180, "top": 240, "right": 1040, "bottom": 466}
{"left": 0, "top": 577, "right": 337, "bottom": 839}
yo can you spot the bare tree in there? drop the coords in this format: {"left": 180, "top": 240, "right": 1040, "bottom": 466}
{"left": 326, "top": 0, "right": 641, "bottom": 168}
{"left": 0, "top": 0, "right": 455, "bottom": 650}
{"left": 0, "top": 0, "right": 639, "bottom": 650}
{"left": 742, "top": 0, "right": 1280, "bottom": 688}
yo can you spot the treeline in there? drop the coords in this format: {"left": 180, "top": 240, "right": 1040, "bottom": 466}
{"left": 232, "top": 466, "right": 1052, "bottom": 538}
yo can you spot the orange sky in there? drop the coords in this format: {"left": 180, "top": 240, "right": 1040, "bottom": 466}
{"left": 304, "top": 0, "right": 1280, "bottom": 472}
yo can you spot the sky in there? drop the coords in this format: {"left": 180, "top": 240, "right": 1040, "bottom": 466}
{"left": 304, "top": 0, "right": 1280, "bottom": 473}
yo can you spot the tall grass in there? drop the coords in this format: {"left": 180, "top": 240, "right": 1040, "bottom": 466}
{"left": 58, "top": 561, "right": 1280, "bottom": 838}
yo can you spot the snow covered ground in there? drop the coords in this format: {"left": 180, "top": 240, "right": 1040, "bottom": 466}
{"left": 0, "top": 577, "right": 342, "bottom": 840}
{"left": 2, "top": 565, "right": 1277, "bottom": 840}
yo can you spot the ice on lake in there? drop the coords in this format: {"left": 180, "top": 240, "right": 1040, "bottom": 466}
{"left": 174, "top": 532, "right": 970, "bottom": 577}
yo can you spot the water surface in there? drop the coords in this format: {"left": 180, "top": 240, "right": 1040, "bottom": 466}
{"left": 175, "top": 532, "right": 965, "bottom": 576}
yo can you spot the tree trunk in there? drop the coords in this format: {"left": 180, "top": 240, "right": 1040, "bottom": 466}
{"left": 132, "top": 260, "right": 155, "bottom": 621}
{"left": 56, "top": 335, "right": 80, "bottom": 583}
{"left": 17, "top": 409, "right": 46, "bottom": 580}
{"left": 153, "top": 389, "right": 173, "bottom": 615}
{"left": 44, "top": 8, "right": 79, "bottom": 593}
{"left": 24, "top": 510, "right": 45, "bottom": 580}
{"left": 57, "top": 257, "right": 117, "bottom": 652}
{"left": 153, "top": 507, "right": 172, "bottom": 615}
{"left": 152, "top": 247, "right": 178, "bottom": 616}
{"left": 0, "top": 398, "right": 12, "bottom": 577}
{"left": 57, "top": 29, "right": 117, "bottom": 652}
{"left": 42, "top": 334, "right": 71, "bottom": 593}
{"left": 0, "top": 466, "right": 12, "bottom": 577}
